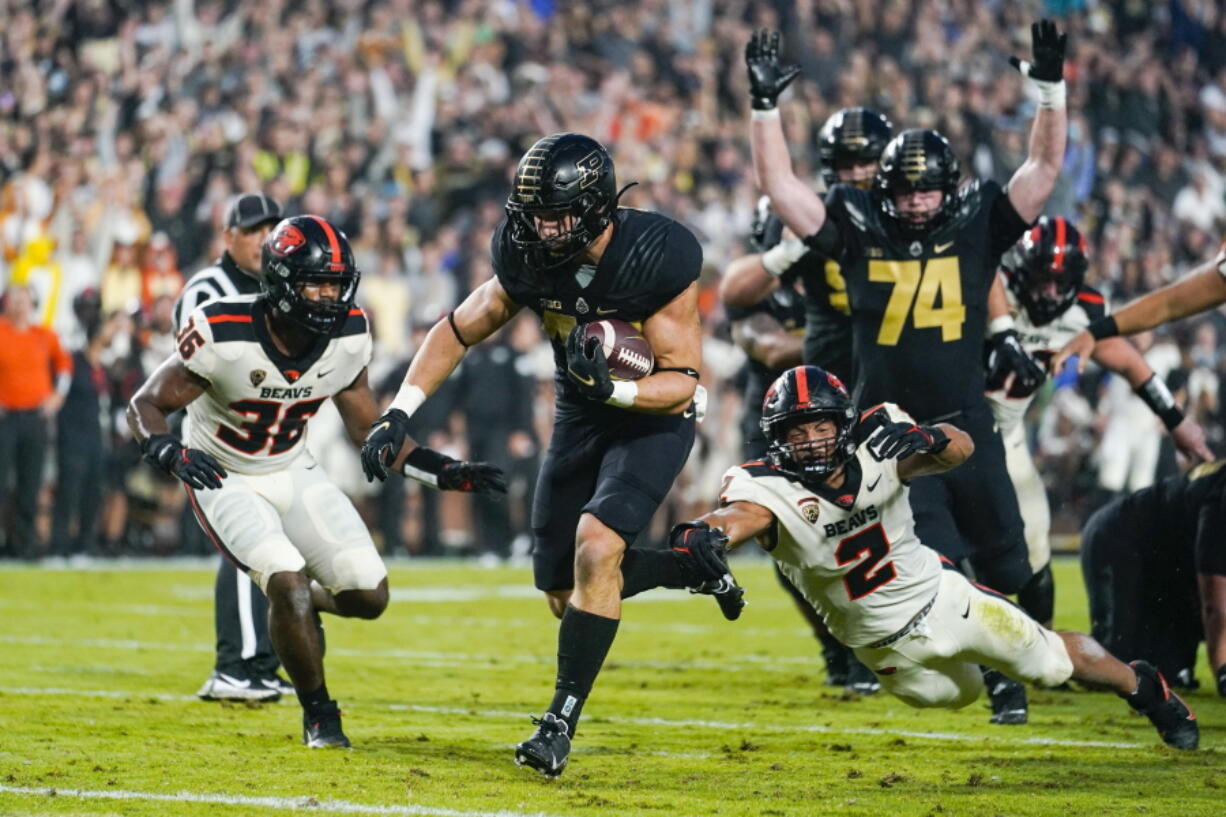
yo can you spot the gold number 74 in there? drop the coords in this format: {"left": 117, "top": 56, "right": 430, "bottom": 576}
{"left": 867, "top": 257, "right": 966, "bottom": 345}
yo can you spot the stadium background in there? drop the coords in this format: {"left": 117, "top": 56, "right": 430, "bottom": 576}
{"left": 3, "top": 0, "right": 1226, "bottom": 561}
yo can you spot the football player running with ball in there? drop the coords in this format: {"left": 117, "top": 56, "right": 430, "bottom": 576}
{"left": 746, "top": 22, "right": 1069, "bottom": 724}
{"left": 362, "top": 133, "right": 740, "bottom": 777}
{"left": 129, "top": 216, "right": 505, "bottom": 749}
{"left": 684, "top": 365, "right": 1198, "bottom": 750}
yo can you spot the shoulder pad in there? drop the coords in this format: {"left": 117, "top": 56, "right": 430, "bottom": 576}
{"left": 736, "top": 460, "right": 783, "bottom": 479}
{"left": 200, "top": 298, "right": 257, "bottom": 342}
{"left": 336, "top": 307, "right": 369, "bottom": 338}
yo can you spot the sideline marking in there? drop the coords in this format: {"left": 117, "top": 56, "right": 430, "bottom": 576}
{"left": 0, "top": 785, "right": 570, "bottom": 817}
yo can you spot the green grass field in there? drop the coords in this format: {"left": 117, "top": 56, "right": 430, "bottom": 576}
{"left": 1, "top": 557, "right": 1222, "bottom": 817}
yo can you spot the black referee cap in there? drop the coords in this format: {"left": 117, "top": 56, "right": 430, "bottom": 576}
{"left": 225, "top": 193, "right": 282, "bottom": 229}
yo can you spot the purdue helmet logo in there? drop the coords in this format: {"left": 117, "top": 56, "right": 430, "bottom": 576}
{"left": 576, "top": 150, "right": 604, "bottom": 189}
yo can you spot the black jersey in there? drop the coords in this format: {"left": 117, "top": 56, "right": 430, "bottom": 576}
{"left": 727, "top": 284, "right": 805, "bottom": 452}
{"left": 807, "top": 181, "right": 1029, "bottom": 422}
{"left": 760, "top": 212, "right": 853, "bottom": 382}
{"left": 1123, "top": 460, "right": 1226, "bottom": 576}
{"left": 492, "top": 207, "right": 702, "bottom": 401}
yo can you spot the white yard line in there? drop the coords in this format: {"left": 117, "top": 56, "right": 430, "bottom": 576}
{"left": 0, "top": 686, "right": 1143, "bottom": 750}
{"left": 0, "top": 785, "right": 570, "bottom": 817}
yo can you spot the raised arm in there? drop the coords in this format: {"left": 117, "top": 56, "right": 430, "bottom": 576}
{"left": 361, "top": 276, "right": 521, "bottom": 481}
{"left": 1005, "top": 20, "right": 1068, "bottom": 223}
{"left": 745, "top": 29, "right": 827, "bottom": 239}
{"left": 859, "top": 407, "right": 975, "bottom": 481}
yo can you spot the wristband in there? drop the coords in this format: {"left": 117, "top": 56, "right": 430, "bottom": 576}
{"left": 751, "top": 108, "right": 781, "bottom": 121}
{"left": 1032, "top": 78, "right": 1066, "bottom": 109}
{"left": 1088, "top": 316, "right": 1119, "bottom": 341}
{"left": 401, "top": 446, "right": 455, "bottom": 488}
{"left": 140, "top": 432, "right": 181, "bottom": 472}
{"left": 1135, "top": 374, "right": 1185, "bottom": 431}
{"left": 761, "top": 238, "right": 807, "bottom": 277}
{"left": 388, "top": 384, "right": 427, "bottom": 419}
{"left": 605, "top": 380, "right": 638, "bottom": 409}
{"left": 987, "top": 314, "right": 1016, "bottom": 336}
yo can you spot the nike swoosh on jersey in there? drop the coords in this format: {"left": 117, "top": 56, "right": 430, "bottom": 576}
{"left": 596, "top": 306, "right": 618, "bottom": 315}
{"left": 682, "top": 408, "right": 695, "bottom": 419}
{"left": 934, "top": 241, "right": 955, "bottom": 253}
{"left": 317, "top": 369, "right": 333, "bottom": 378}
{"left": 866, "top": 475, "right": 882, "bottom": 491}
{"left": 961, "top": 602, "right": 971, "bottom": 619}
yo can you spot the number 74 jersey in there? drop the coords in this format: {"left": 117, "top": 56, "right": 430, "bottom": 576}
{"left": 176, "top": 295, "right": 372, "bottom": 475}
{"left": 718, "top": 403, "right": 941, "bottom": 648}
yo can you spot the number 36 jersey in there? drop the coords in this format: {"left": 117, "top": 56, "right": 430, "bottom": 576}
{"left": 719, "top": 403, "right": 941, "bottom": 647}
{"left": 176, "top": 295, "right": 372, "bottom": 475}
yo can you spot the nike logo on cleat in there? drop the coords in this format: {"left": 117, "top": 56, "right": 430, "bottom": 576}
{"left": 216, "top": 673, "right": 251, "bottom": 688}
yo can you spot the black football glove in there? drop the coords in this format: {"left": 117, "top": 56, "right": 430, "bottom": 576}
{"left": 438, "top": 460, "right": 507, "bottom": 494}
{"left": 745, "top": 29, "right": 800, "bottom": 111}
{"left": 750, "top": 196, "right": 785, "bottom": 253}
{"left": 867, "top": 420, "right": 951, "bottom": 462}
{"left": 985, "top": 329, "right": 1047, "bottom": 398}
{"left": 565, "top": 325, "right": 614, "bottom": 402}
{"left": 361, "top": 408, "right": 411, "bottom": 483}
{"left": 1009, "top": 19, "right": 1066, "bottom": 83}
{"left": 1217, "top": 665, "right": 1226, "bottom": 698}
{"left": 668, "top": 521, "right": 732, "bottom": 585}
{"left": 142, "top": 433, "right": 228, "bottom": 490}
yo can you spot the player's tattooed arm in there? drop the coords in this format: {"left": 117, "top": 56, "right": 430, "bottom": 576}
{"left": 127, "top": 357, "right": 227, "bottom": 490}
{"left": 731, "top": 312, "right": 803, "bottom": 371}
{"left": 635, "top": 281, "right": 703, "bottom": 414}
{"left": 692, "top": 501, "right": 776, "bottom": 551}
{"left": 745, "top": 29, "right": 827, "bottom": 240}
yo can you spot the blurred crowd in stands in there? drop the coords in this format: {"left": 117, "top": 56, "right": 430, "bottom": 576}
{"left": 2, "top": 0, "right": 1226, "bottom": 559}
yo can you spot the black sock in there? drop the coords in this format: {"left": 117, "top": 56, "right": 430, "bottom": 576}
{"left": 547, "top": 605, "right": 620, "bottom": 735}
{"left": 1122, "top": 664, "right": 1159, "bottom": 710}
{"left": 620, "top": 548, "right": 686, "bottom": 598}
{"left": 297, "top": 682, "right": 332, "bottom": 716}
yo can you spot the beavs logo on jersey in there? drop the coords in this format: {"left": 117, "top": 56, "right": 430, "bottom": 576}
{"left": 268, "top": 224, "right": 307, "bottom": 257}
{"left": 797, "top": 497, "right": 822, "bottom": 524}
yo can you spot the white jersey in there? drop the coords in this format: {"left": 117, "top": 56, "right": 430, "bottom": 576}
{"left": 177, "top": 294, "right": 372, "bottom": 475}
{"left": 986, "top": 282, "right": 1108, "bottom": 434}
{"left": 719, "top": 403, "right": 941, "bottom": 647}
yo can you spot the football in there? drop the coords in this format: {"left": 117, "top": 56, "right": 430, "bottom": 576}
{"left": 581, "top": 318, "right": 655, "bottom": 380}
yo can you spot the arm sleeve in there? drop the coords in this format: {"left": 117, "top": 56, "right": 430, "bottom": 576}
{"left": 987, "top": 183, "right": 1031, "bottom": 260}
{"left": 803, "top": 188, "right": 845, "bottom": 260}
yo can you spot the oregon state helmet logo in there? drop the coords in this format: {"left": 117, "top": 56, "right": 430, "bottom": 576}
{"left": 268, "top": 223, "right": 307, "bottom": 257}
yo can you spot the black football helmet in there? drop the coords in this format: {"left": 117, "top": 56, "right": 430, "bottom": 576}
{"left": 874, "top": 129, "right": 961, "bottom": 233}
{"left": 818, "top": 107, "right": 893, "bottom": 189}
{"left": 505, "top": 133, "right": 622, "bottom": 270}
{"left": 1002, "top": 216, "right": 1090, "bottom": 326}
{"left": 260, "top": 215, "right": 360, "bottom": 335}
{"left": 761, "top": 365, "right": 859, "bottom": 485}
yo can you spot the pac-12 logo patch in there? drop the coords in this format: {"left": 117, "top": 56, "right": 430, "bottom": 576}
{"left": 249, "top": 369, "right": 267, "bottom": 387}
{"left": 268, "top": 223, "right": 306, "bottom": 257}
{"left": 798, "top": 497, "right": 821, "bottom": 524}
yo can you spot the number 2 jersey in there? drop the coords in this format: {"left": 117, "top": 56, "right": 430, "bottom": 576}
{"left": 806, "top": 181, "right": 1029, "bottom": 422}
{"left": 176, "top": 295, "right": 372, "bottom": 475}
{"left": 719, "top": 403, "right": 941, "bottom": 647}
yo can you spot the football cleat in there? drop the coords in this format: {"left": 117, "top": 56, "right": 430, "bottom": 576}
{"left": 303, "top": 701, "right": 350, "bottom": 749}
{"left": 845, "top": 657, "right": 881, "bottom": 695}
{"left": 985, "top": 670, "right": 1028, "bottom": 725}
{"left": 261, "top": 673, "right": 295, "bottom": 697}
{"left": 1128, "top": 661, "right": 1198, "bottom": 750}
{"left": 690, "top": 573, "right": 747, "bottom": 621}
{"left": 197, "top": 669, "right": 281, "bottom": 702}
{"left": 514, "top": 713, "right": 571, "bottom": 778}
{"left": 822, "top": 644, "right": 851, "bottom": 687}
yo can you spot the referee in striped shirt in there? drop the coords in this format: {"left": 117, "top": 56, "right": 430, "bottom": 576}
{"left": 174, "top": 193, "right": 292, "bottom": 701}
